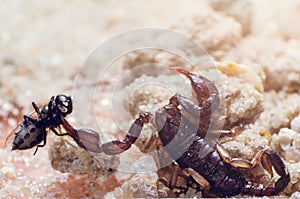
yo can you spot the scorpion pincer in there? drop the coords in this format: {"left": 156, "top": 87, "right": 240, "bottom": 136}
{"left": 96, "top": 67, "right": 290, "bottom": 197}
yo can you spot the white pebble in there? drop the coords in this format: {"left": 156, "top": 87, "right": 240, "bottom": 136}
{"left": 276, "top": 128, "right": 295, "bottom": 151}
{"left": 291, "top": 114, "right": 300, "bottom": 132}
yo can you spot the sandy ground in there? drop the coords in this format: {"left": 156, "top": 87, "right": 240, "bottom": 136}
{"left": 1, "top": 0, "right": 300, "bottom": 198}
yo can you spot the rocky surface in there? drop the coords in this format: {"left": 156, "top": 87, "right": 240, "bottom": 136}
{"left": 1, "top": 0, "right": 300, "bottom": 198}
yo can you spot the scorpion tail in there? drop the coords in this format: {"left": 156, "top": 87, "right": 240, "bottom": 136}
{"left": 241, "top": 150, "right": 290, "bottom": 196}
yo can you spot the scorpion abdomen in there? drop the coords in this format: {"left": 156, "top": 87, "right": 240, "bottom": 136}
{"left": 176, "top": 136, "right": 247, "bottom": 196}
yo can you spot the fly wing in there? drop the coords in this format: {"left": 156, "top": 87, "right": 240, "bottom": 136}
{"left": 4, "top": 125, "right": 19, "bottom": 148}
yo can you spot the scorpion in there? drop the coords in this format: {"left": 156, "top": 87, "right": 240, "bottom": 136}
{"left": 94, "top": 67, "right": 290, "bottom": 197}
{"left": 6, "top": 68, "right": 290, "bottom": 197}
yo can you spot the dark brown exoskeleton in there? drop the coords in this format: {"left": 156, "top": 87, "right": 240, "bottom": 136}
{"left": 5, "top": 94, "right": 101, "bottom": 155}
{"left": 95, "top": 67, "right": 290, "bottom": 197}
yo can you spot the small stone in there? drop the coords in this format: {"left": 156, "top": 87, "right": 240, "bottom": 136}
{"left": 291, "top": 114, "right": 300, "bottom": 132}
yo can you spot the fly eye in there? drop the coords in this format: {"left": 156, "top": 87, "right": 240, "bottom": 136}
{"left": 55, "top": 94, "right": 72, "bottom": 115}
{"left": 56, "top": 95, "right": 67, "bottom": 104}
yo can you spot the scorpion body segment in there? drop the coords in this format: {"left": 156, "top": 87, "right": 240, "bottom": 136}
{"left": 155, "top": 104, "right": 244, "bottom": 196}
{"left": 178, "top": 137, "right": 246, "bottom": 196}
{"left": 154, "top": 101, "right": 290, "bottom": 196}
{"left": 90, "top": 67, "right": 289, "bottom": 197}
{"left": 101, "top": 67, "right": 290, "bottom": 197}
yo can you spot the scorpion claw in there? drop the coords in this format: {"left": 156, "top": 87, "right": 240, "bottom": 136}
{"left": 101, "top": 112, "right": 152, "bottom": 155}
{"left": 242, "top": 149, "right": 290, "bottom": 196}
{"left": 261, "top": 150, "right": 289, "bottom": 179}
{"left": 261, "top": 150, "right": 274, "bottom": 177}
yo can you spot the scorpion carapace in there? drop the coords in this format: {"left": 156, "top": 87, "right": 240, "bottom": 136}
{"left": 95, "top": 67, "right": 290, "bottom": 197}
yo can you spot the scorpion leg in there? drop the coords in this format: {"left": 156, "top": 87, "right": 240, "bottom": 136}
{"left": 216, "top": 143, "right": 265, "bottom": 169}
{"left": 217, "top": 144, "right": 290, "bottom": 195}
{"left": 182, "top": 168, "right": 211, "bottom": 191}
{"left": 170, "top": 67, "right": 219, "bottom": 116}
{"left": 101, "top": 112, "right": 152, "bottom": 155}
{"left": 143, "top": 129, "right": 158, "bottom": 152}
{"left": 162, "top": 161, "right": 181, "bottom": 189}
{"left": 160, "top": 163, "right": 211, "bottom": 192}
{"left": 212, "top": 124, "right": 244, "bottom": 138}
{"left": 159, "top": 161, "right": 190, "bottom": 197}
{"left": 160, "top": 165, "right": 212, "bottom": 197}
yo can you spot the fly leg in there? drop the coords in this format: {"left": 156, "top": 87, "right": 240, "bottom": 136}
{"left": 22, "top": 115, "right": 46, "bottom": 155}
{"left": 33, "top": 129, "right": 47, "bottom": 155}
{"left": 31, "top": 102, "right": 42, "bottom": 117}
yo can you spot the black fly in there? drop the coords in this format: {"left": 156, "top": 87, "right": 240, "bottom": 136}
{"left": 5, "top": 94, "right": 101, "bottom": 155}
